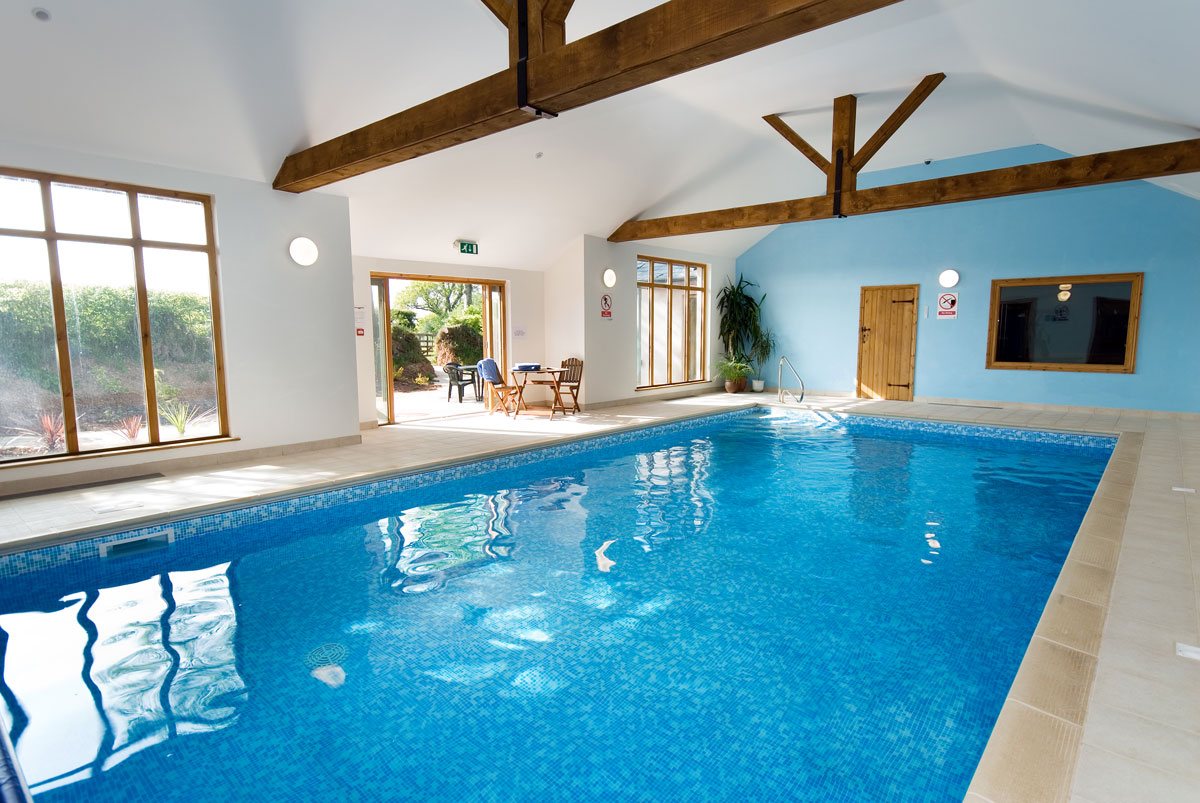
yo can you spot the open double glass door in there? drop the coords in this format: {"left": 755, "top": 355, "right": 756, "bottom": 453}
{"left": 370, "top": 275, "right": 507, "bottom": 425}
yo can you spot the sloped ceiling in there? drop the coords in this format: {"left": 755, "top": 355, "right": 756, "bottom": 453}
{"left": 1, "top": 0, "right": 1197, "bottom": 269}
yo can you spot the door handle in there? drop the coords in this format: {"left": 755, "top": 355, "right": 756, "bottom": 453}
{"left": 860, "top": 326, "right": 870, "bottom": 343}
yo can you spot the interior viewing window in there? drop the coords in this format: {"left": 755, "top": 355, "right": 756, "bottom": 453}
{"left": 0, "top": 168, "right": 227, "bottom": 464}
{"left": 636, "top": 255, "right": 706, "bottom": 388}
{"left": 986, "top": 272, "right": 1142, "bottom": 373}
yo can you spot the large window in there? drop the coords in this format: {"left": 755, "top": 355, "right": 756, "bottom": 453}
{"left": 636, "top": 255, "right": 706, "bottom": 388}
{"left": 986, "top": 272, "right": 1143, "bottom": 373}
{"left": 0, "top": 168, "right": 227, "bottom": 464}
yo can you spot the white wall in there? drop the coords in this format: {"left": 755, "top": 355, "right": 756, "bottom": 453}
{"left": 541, "top": 237, "right": 586, "bottom": 368}
{"left": 576, "top": 235, "right": 734, "bottom": 406}
{"left": 0, "top": 140, "right": 359, "bottom": 483}
{"left": 351, "top": 255, "right": 546, "bottom": 424}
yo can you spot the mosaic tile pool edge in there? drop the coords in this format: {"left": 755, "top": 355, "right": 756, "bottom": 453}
{"left": 0, "top": 406, "right": 1115, "bottom": 580}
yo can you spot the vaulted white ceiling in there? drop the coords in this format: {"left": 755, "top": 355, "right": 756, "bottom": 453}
{"left": 2, "top": 0, "right": 1197, "bottom": 269}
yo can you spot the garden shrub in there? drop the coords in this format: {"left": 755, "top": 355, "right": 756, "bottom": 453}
{"left": 391, "top": 325, "right": 435, "bottom": 387}
{"left": 433, "top": 323, "right": 483, "bottom": 367}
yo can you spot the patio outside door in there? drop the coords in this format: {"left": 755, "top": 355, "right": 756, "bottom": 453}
{"left": 369, "top": 274, "right": 507, "bottom": 425}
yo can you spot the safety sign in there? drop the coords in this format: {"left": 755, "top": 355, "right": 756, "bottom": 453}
{"left": 937, "top": 292, "right": 958, "bottom": 319}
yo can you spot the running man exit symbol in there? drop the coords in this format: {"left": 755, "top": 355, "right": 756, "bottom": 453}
{"left": 937, "top": 292, "right": 958, "bottom": 319}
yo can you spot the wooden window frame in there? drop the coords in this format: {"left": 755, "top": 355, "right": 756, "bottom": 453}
{"left": 636, "top": 255, "right": 707, "bottom": 390}
{"left": 0, "top": 166, "right": 229, "bottom": 467}
{"left": 985, "top": 272, "right": 1143, "bottom": 374}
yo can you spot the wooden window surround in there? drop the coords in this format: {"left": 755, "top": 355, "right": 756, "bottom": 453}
{"left": 636, "top": 256, "right": 707, "bottom": 389}
{"left": 986, "top": 272, "right": 1143, "bottom": 374}
{"left": 0, "top": 167, "right": 229, "bottom": 466}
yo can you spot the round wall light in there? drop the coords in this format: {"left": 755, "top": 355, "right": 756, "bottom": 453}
{"left": 938, "top": 269, "right": 960, "bottom": 288}
{"left": 602, "top": 268, "right": 617, "bottom": 288}
{"left": 1057, "top": 290, "right": 1072, "bottom": 302}
{"left": 289, "top": 236, "right": 319, "bottom": 267}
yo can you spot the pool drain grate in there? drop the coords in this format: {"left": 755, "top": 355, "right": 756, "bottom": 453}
{"left": 305, "top": 643, "right": 348, "bottom": 668}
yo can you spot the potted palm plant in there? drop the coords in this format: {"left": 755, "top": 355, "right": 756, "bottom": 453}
{"left": 716, "top": 355, "right": 752, "bottom": 393}
{"left": 716, "top": 276, "right": 767, "bottom": 393}
{"left": 749, "top": 328, "right": 776, "bottom": 392}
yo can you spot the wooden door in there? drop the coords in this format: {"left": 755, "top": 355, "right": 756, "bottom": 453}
{"left": 857, "top": 284, "right": 919, "bottom": 401}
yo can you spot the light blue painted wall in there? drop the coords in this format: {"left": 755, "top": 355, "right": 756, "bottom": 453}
{"left": 738, "top": 146, "right": 1200, "bottom": 413}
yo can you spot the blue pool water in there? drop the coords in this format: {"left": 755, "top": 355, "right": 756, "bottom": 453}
{"left": 0, "top": 411, "right": 1112, "bottom": 803}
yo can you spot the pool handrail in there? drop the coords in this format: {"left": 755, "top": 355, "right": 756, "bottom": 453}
{"left": 777, "top": 355, "right": 805, "bottom": 405}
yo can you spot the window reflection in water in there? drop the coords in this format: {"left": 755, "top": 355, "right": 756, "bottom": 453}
{"left": 376, "top": 488, "right": 521, "bottom": 594}
{"left": 630, "top": 441, "right": 714, "bottom": 553}
{"left": 0, "top": 562, "right": 245, "bottom": 795}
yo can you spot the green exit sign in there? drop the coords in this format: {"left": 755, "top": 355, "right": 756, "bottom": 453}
{"left": 456, "top": 240, "right": 478, "bottom": 255}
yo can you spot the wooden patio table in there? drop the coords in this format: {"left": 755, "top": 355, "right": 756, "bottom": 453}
{"left": 510, "top": 367, "right": 567, "bottom": 419}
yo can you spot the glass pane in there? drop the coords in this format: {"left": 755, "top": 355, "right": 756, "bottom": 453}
{"left": 371, "top": 279, "right": 389, "bottom": 424}
{"left": 672, "top": 263, "right": 687, "bottom": 286}
{"left": 137, "top": 194, "right": 207, "bottom": 245}
{"left": 144, "top": 248, "right": 219, "bottom": 442}
{"left": 671, "top": 289, "right": 687, "bottom": 382}
{"left": 995, "top": 280, "right": 1134, "bottom": 365}
{"left": 637, "top": 287, "right": 650, "bottom": 386}
{"left": 689, "top": 266, "right": 704, "bottom": 287}
{"left": 0, "top": 175, "right": 45, "bottom": 231}
{"left": 50, "top": 183, "right": 132, "bottom": 238}
{"left": 57, "top": 241, "right": 149, "bottom": 449}
{"left": 636, "top": 259, "right": 650, "bottom": 283}
{"left": 688, "top": 291, "right": 704, "bottom": 380}
{"left": 653, "top": 261, "right": 668, "bottom": 284}
{"left": 488, "top": 284, "right": 504, "bottom": 370}
{"left": 652, "top": 287, "right": 668, "bottom": 386}
{"left": 0, "top": 236, "right": 65, "bottom": 461}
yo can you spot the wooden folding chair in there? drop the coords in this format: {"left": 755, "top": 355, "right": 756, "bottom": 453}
{"left": 477, "top": 358, "right": 519, "bottom": 415}
{"left": 558, "top": 357, "right": 582, "bottom": 413}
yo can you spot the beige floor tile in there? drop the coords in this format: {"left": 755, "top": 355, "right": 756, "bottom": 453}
{"left": 1036, "top": 594, "right": 1107, "bottom": 656}
{"left": 1008, "top": 637, "right": 1097, "bottom": 725}
{"left": 1091, "top": 666, "right": 1200, "bottom": 734}
{"left": 1054, "top": 561, "right": 1115, "bottom": 608}
{"left": 1107, "top": 579, "right": 1197, "bottom": 633}
{"left": 968, "top": 701, "right": 1080, "bottom": 803}
{"left": 1067, "top": 536, "right": 1120, "bottom": 572}
{"left": 1096, "top": 632, "right": 1200, "bottom": 690}
{"left": 1071, "top": 745, "right": 1199, "bottom": 803}
{"left": 1081, "top": 702, "right": 1200, "bottom": 781}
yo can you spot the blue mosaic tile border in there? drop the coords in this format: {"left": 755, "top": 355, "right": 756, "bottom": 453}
{"left": 767, "top": 409, "right": 1119, "bottom": 451}
{"left": 0, "top": 404, "right": 1116, "bottom": 580}
{"left": 0, "top": 407, "right": 759, "bottom": 579}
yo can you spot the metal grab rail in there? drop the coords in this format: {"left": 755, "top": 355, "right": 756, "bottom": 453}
{"left": 777, "top": 356, "right": 805, "bottom": 404}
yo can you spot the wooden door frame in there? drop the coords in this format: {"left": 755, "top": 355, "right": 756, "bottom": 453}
{"left": 856, "top": 283, "right": 919, "bottom": 400}
{"left": 369, "top": 272, "right": 508, "bottom": 424}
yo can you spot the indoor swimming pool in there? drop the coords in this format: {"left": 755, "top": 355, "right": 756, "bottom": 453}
{"left": 0, "top": 410, "right": 1116, "bottom": 802}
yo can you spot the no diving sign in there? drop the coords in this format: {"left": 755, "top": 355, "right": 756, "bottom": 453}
{"left": 600, "top": 293, "right": 613, "bottom": 319}
{"left": 937, "top": 292, "right": 958, "bottom": 320}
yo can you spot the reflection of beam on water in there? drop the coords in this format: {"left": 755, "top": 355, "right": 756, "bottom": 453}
{"left": 3, "top": 564, "right": 246, "bottom": 794}
{"left": 76, "top": 590, "right": 115, "bottom": 779}
{"left": 0, "top": 625, "right": 29, "bottom": 748}
{"left": 157, "top": 574, "right": 180, "bottom": 742}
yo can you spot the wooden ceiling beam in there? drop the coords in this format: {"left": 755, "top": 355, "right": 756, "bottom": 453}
{"left": 274, "top": 0, "right": 902, "bottom": 192}
{"left": 608, "top": 138, "right": 1200, "bottom": 241}
{"left": 850, "top": 72, "right": 945, "bottom": 172}
{"left": 763, "top": 114, "right": 830, "bottom": 174}
{"left": 829, "top": 93, "right": 857, "bottom": 194}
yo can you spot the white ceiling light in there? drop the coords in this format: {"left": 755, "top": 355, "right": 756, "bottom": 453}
{"left": 31, "top": 7, "right": 50, "bottom": 21}
{"left": 602, "top": 268, "right": 617, "bottom": 288}
{"left": 938, "top": 269, "right": 960, "bottom": 288}
{"left": 289, "top": 236, "right": 319, "bottom": 266}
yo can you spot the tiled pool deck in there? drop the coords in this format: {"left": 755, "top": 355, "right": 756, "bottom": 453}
{"left": 0, "top": 393, "right": 1196, "bottom": 803}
